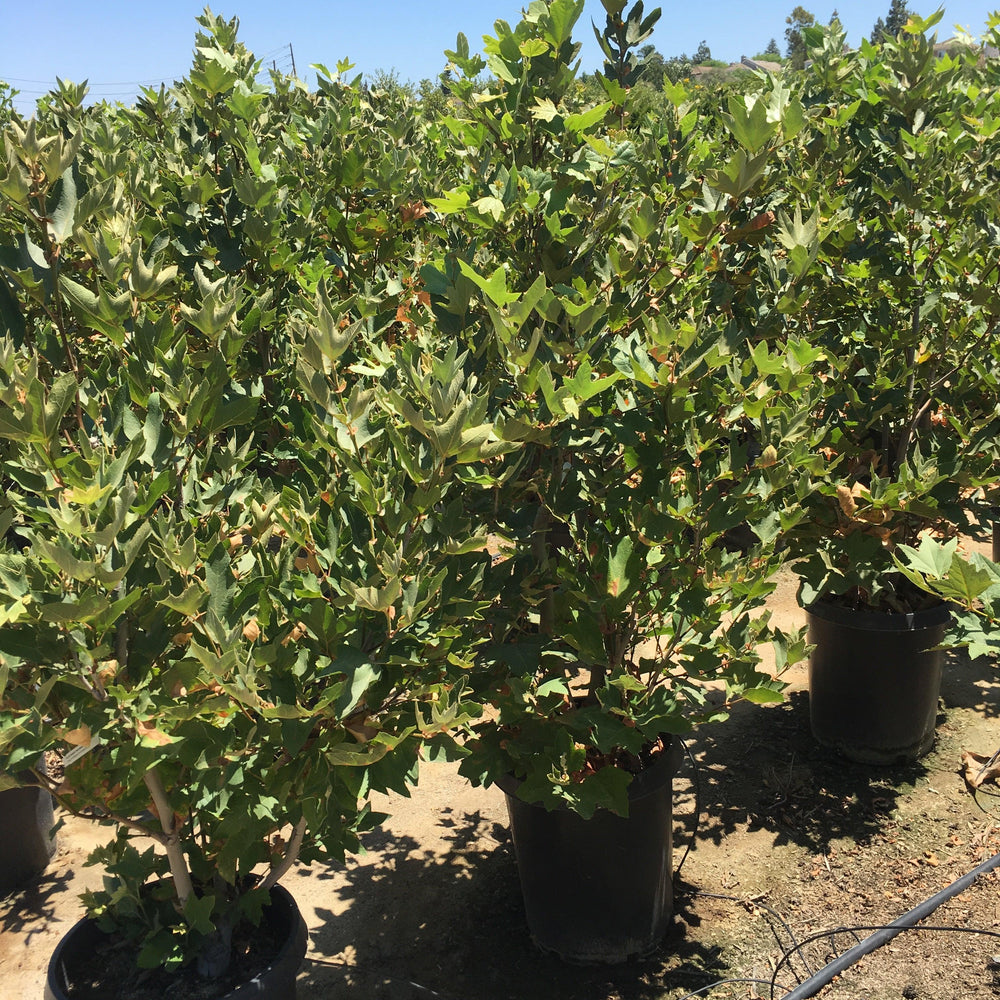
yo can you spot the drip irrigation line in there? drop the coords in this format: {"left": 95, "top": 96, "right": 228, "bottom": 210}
{"left": 306, "top": 956, "right": 459, "bottom": 999}
{"left": 774, "top": 848, "right": 1000, "bottom": 1000}
{"left": 672, "top": 739, "right": 815, "bottom": 983}
{"left": 672, "top": 977, "right": 798, "bottom": 1000}
{"left": 770, "top": 922, "right": 1000, "bottom": 996}
{"left": 673, "top": 735, "right": 700, "bottom": 882}
{"left": 695, "top": 891, "right": 816, "bottom": 982}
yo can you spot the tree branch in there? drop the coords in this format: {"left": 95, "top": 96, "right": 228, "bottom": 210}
{"left": 27, "top": 766, "right": 170, "bottom": 844}
{"left": 143, "top": 767, "right": 194, "bottom": 908}
{"left": 259, "top": 816, "right": 307, "bottom": 891}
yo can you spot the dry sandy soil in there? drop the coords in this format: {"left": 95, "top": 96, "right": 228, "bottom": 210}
{"left": 3, "top": 565, "right": 1000, "bottom": 1000}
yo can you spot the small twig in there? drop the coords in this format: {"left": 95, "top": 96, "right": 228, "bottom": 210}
{"left": 28, "top": 767, "right": 169, "bottom": 844}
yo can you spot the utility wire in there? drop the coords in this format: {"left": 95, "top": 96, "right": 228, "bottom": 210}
{"left": 3, "top": 74, "right": 182, "bottom": 86}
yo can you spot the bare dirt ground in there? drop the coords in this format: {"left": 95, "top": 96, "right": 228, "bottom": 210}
{"left": 3, "top": 562, "right": 1000, "bottom": 1000}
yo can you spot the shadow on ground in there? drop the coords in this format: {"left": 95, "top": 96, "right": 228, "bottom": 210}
{"left": 295, "top": 649, "right": 1000, "bottom": 1000}
{"left": 677, "top": 646, "right": 1000, "bottom": 858}
{"left": 940, "top": 649, "right": 1000, "bottom": 721}
{"left": 677, "top": 691, "right": 927, "bottom": 855}
{"left": 296, "top": 810, "right": 739, "bottom": 1000}
{"left": 0, "top": 867, "right": 74, "bottom": 946}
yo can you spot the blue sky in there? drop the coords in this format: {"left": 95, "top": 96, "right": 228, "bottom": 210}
{"left": 2, "top": 1, "right": 996, "bottom": 116}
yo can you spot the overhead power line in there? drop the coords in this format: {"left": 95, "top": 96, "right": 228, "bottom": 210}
{"left": 3, "top": 74, "right": 182, "bottom": 87}
{"left": 5, "top": 41, "right": 299, "bottom": 111}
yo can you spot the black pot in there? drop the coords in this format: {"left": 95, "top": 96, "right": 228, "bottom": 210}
{"left": 499, "top": 740, "right": 678, "bottom": 964}
{"left": 807, "top": 600, "right": 951, "bottom": 764}
{"left": 43, "top": 884, "right": 308, "bottom": 1000}
{"left": 0, "top": 769, "right": 56, "bottom": 892}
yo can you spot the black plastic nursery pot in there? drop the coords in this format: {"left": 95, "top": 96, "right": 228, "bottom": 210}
{"left": 499, "top": 740, "right": 678, "bottom": 964}
{"left": 0, "top": 771, "right": 56, "bottom": 893}
{"left": 43, "top": 884, "right": 308, "bottom": 1000}
{"left": 806, "top": 600, "right": 951, "bottom": 765}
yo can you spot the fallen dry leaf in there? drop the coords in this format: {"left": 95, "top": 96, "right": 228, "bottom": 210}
{"left": 961, "top": 749, "right": 1000, "bottom": 790}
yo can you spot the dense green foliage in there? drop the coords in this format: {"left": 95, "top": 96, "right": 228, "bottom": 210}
{"left": 1, "top": 0, "right": 1000, "bottom": 981}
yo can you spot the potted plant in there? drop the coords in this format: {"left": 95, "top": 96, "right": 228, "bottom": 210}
{"left": 0, "top": 14, "right": 498, "bottom": 997}
{"left": 773, "top": 16, "right": 1000, "bottom": 763}
{"left": 0, "top": 737, "right": 56, "bottom": 893}
{"left": 417, "top": 0, "right": 816, "bottom": 961}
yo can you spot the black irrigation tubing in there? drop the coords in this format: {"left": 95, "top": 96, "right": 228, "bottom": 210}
{"left": 672, "top": 739, "right": 816, "bottom": 983}
{"left": 695, "top": 891, "right": 816, "bottom": 983}
{"left": 770, "top": 923, "right": 1000, "bottom": 997}
{"left": 672, "top": 977, "right": 798, "bottom": 1000}
{"left": 306, "top": 956, "right": 456, "bottom": 998}
{"left": 672, "top": 735, "right": 700, "bottom": 881}
{"left": 775, "top": 848, "right": 1000, "bottom": 1000}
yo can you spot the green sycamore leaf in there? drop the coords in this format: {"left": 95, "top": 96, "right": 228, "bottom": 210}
{"left": 519, "top": 38, "right": 549, "bottom": 59}
{"left": 724, "top": 95, "right": 778, "bottom": 153}
{"left": 896, "top": 537, "right": 958, "bottom": 581}
{"left": 159, "top": 583, "right": 205, "bottom": 617}
{"left": 38, "top": 594, "right": 110, "bottom": 623}
{"left": 569, "top": 766, "right": 633, "bottom": 820}
{"left": 33, "top": 539, "right": 97, "bottom": 582}
{"left": 564, "top": 102, "right": 612, "bottom": 134}
{"left": 535, "top": 678, "right": 570, "bottom": 698}
{"left": 48, "top": 169, "right": 77, "bottom": 245}
{"left": 934, "top": 555, "right": 995, "bottom": 606}
{"left": 60, "top": 277, "right": 131, "bottom": 343}
{"left": 428, "top": 189, "right": 471, "bottom": 215}
{"left": 607, "top": 535, "right": 634, "bottom": 599}
{"left": 531, "top": 98, "right": 560, "bottom": 122}
{"left": 190, "top": 48, "right": 239, "bottom": 95}
{"left": 183, "top": 892, "right": 217, "bottom": 935}
{"left": 544, "top": 0, "right": 585, "bottom": 48}
{"left": 742, "top": 687, "right": 786, "bottom": 705}
{"left": 472, "top": 196, "right": 505, "bottom": 222}
{"left": 456, "top": 261, "right": 520, "bottom": 306}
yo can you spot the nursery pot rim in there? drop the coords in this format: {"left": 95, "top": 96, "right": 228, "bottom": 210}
{"left": 44, "top": 882, "right": 307, "bottom": 1000}
{"left": 806, "top": 597, "right": 952, "bottom": 632}
{"left": 496, "top": 735, "right": 679, "bottom": 809}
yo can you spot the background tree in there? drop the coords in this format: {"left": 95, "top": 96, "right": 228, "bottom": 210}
{"left": 694, "top": 39, "right": 712, "bottom": 62}
{"left": 637, "top": 42, "right": 667, "bottom": 81}
{"left": 872, "top": 0, "right": 912, "bottom": 43}
{"left": 764, "top": 37, "right": 781, "bottom": 57}
{"left": 785, "top": 6, "right": 816, "bottom": 69}
{"left": 662, "top": 51, "right": 693, "bottom": 82}
{"left": 885, "top": 0, "right": 913, "bottom": 36}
